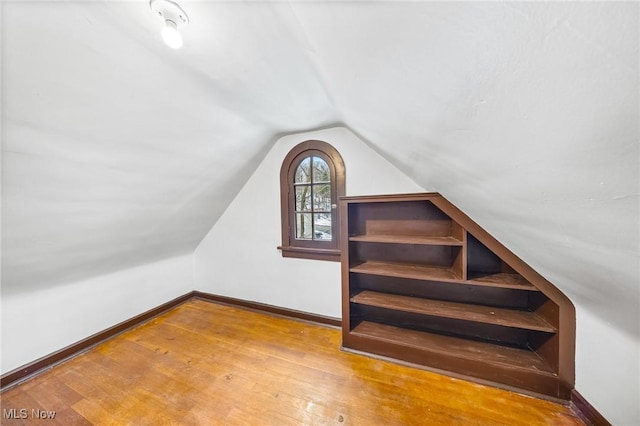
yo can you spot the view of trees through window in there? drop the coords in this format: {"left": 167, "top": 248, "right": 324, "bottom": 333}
{"left": 280, "top": 140, "right": 344, "bottom": 261}
{"left": 294, "top": 156, "right": 332, "bottom": 240}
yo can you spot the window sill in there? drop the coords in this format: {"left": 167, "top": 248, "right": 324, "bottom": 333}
{"left": 277, "top": 246, "right": 341, "bottom": 262}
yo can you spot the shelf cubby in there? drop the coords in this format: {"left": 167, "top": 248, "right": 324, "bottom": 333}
{"left": 351, "top": 321, "right": 557, "bottom": 376}
{"left": 350, "top": 260, "right": 462, "bottom": 282}
{"left": 350, "top": 290, "right": 556, "bottom": 333}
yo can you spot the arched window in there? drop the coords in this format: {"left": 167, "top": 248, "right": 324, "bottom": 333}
{"left": 279, "top": 140, "right": 345, "bottom": 261}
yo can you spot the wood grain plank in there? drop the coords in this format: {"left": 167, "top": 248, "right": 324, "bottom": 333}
{"left": 351, "top": 260, "right": 539, "bottom": 291}
{"left": 351, "top": 290, "right": 556, "bottom": 332}
{"left": 351, "top": 321, "right": 556, "bottom": 376}
{"left": 349, "top": 234, "right": 463, "bottom": 246}
{"left": 350, "top": 260, "right": 461, "bottom": 281}
{"left": 468, "top": 272, "right": 539, "bottom": 290}
{"left": 0, "top": 299, "right": 583, "bottom": 425}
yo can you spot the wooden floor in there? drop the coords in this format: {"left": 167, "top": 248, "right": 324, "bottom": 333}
{"left": 1, "top": 299, "right": 584, "bottom": 425}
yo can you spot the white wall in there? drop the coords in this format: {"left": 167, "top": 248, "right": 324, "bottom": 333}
{"left": 1, "top": 254, "right": 192, "bottom": 373}
{"left": 289, "top": 3, "right": 638, "bottom": 423}
{"left": 193, "top": 127, "right": 423, "bottom": 317}
{"left": 576, "top": 308, "right": 639, "bottom": 425}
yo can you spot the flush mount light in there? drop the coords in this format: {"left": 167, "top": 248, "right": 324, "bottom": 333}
{"left": 150, "top": 0, "right": 189, "bottom": 49}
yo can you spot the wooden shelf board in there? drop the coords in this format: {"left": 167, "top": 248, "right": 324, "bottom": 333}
{"left": 350, "top": 260, "right": 461, "bottom": 282}
{"left": 351, "top": 321, "right": 557, "bottom": 377}
{"left": 350, "top": 261, "right": 539, "bottom": 291}
{"left": 351, "top": 291, "right": 556, "bottom": 333}
{"left": 349, "top": 234, "right": 463, "bottom": 246}
{"left": 467, "top": 273, "right": 538, "bottom": 291}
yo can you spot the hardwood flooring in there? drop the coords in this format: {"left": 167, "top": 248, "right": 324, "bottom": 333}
{"left": 1, "top": 299, "right": 584, "bottom": 425}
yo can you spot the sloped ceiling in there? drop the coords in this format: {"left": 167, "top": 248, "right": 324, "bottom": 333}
{"left": 2, "top": 0, "right": 638, "bottom": 344}
{"left": 2, "top": 0, "right": 341, "bottom": 290}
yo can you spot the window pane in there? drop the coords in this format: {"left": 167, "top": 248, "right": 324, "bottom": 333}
{"left": 294, "top": 157, "right": 311, "bottom": 183}
{"left": 312, "top": 184, "right": 331, "bottom": 211}
{"left": 312, "top": 157, "right": 330, "bottom": 183}
{"left": 295, "top": 213, "right": 312, "bottom": 239}
{"left": 313, "top": 213, "right": 332, "bottom": 240}
{"left": 295, "top": 186, "right": 311, "bottom": 212}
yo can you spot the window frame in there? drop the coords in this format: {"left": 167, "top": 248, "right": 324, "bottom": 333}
{"left": 279, "top": 140, "right": 345, "bottom": 262}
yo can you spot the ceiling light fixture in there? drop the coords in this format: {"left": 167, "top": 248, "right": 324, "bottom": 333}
{"left": 150, "top": 0, "right": 189, "bottom": 49}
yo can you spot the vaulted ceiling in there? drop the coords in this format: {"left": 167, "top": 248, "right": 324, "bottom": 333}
{"left": 2, "top": 1, "right": 638, "bottom": 342}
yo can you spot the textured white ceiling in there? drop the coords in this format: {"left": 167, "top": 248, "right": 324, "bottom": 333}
{"left": 2, "top": 1, "right": 342, "bottom": 289}
{"left": 2, "top": 0, "right": 638, "bottom": 347}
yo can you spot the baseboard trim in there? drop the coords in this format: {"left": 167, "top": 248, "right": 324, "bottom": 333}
{"left": 0, "top": 291, "right": 195, "bottom": 391}
{"left": 193, "top": 291, "right": 341, "bottom": 328}
{"left": 570, "top": 390, "right": 611, "bottom": 426}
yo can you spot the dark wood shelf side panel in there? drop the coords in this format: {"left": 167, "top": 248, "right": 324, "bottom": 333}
{"left": 351, "top": 291, "right": 557, "bottom": 333}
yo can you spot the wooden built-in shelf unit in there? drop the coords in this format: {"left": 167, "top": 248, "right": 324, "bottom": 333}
{"left": 340, "top": 193, "right": 575, "bottom": 400}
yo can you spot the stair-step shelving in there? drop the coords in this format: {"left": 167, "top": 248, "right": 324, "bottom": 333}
{"left": 340, "top": 193, "right": 575, "bottom": 400}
